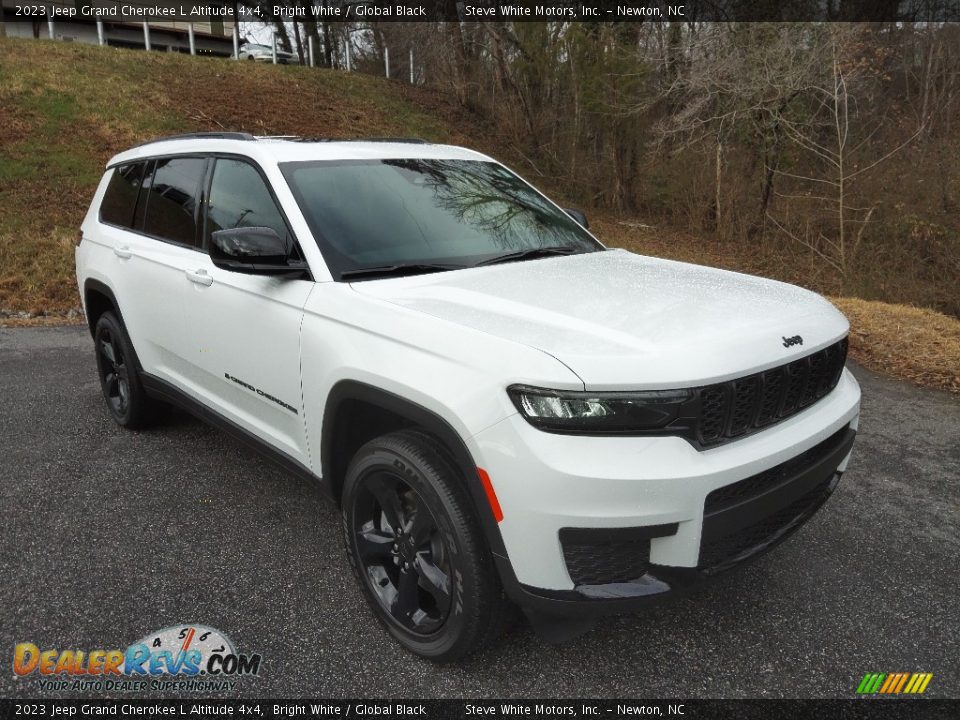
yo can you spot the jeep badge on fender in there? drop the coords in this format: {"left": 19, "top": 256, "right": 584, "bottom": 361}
{"left": 783, "top": 335, "right": 804, "bottom": 348}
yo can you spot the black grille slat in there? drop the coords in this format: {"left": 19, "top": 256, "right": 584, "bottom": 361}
{"left": 693, "top": 339, "right": 847, "bottom": 448}
{"left": 698, "top": 386, "right": 728, "bottom": 444}
{"left": 728, "top": 376, "right": 761, "bottom": 436}
{"left": 781, "top": 358, "right": 808, "bottom": 416}
{"left": 816, "top": 344, "right": 837, "bottom": 398}
{"left": 756, "top": 369, "right": 785, "bottom": 427}
{"left": 800, "top": 352, "right": 826, "bottom": 407}
{"left": 828, "top": 338, "right": 849, "bottom": 389}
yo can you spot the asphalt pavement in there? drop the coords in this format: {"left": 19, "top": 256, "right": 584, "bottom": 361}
{"left": 1, "top": 326, "right": 958, "bottom": 698}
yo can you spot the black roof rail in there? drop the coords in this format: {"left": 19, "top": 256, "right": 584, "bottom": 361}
{"left": 130, "top": 132, "right": 257, "bottom": 149}
{"left": 288, "top": 136, "right": 430, "bottom": 144}
{"left": 354, "top": 137, "right": 430, "bottom": 144}
{"left": 129, "top": 133, "right": 432, "bottom": 150}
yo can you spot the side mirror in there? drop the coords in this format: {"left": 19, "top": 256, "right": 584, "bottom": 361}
{"left": 209, "top": 227, "right": 306, "bottom": 275}
{"left": 564, "top": 208, "right": 589, "bottom": 229}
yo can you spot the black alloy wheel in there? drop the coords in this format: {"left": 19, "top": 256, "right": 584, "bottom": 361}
{"left": 97, "top": 326, "right": 130, "bottom": 417}
{"left": 342, "top": 430, "right": 506, "bottom": 662}
{"left": 352, "top": 471, "right": 452, "bottom": 635}
{"left": 93, "top": 311, "right": 159, "bottom": 428}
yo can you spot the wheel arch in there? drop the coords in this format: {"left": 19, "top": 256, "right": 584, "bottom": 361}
{"left": 83, "top": 279, "right": 123, "bottom": 338}
{"left": 83, "top": 279, "right": 149, "bottom": 378}
{"left": 321, "top": 380, "right": 511, "bottom": 563}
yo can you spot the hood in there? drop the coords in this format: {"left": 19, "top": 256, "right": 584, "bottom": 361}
{"left": 351, "top": 249, "right": 849, "bottom": 390}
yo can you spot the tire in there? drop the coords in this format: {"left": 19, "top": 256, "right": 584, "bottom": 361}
{"left": 341, "top": 430, "right": 506, "bottom": 662}
{"left": 93, "top": 311, "right": 159, "bottom": 429}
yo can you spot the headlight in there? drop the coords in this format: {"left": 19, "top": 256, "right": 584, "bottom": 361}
{"left": 507, "top": 385, "right": 695, "bottom": 435}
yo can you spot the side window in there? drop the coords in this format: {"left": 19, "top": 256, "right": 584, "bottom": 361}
{"left": 205, "top": 159, "right": 294, "bottom": 251}
{"left": 138, "top": 156, "right": 207, "bottom": 247}
{"left": 99, "top": 162, "right": 146, "bottom": 228}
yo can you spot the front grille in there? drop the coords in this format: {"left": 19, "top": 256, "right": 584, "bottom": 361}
{"left": 704, "top": 427, "right": 850, "bottom": 515}
{"left": 698, "top": 474, "right": 836, "bottom": 570}
{"left": 561, "top": 537, "right": 651, "bottom": 586}
{"left": 694, "top": 338, "right": 847, "bottom": 447}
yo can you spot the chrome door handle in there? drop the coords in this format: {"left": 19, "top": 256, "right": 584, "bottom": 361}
{"left": 185, "top": 268, "right": 213, "bottom": 287}
{"left": 113, "top": 245, "right": 133, "bottom": 259}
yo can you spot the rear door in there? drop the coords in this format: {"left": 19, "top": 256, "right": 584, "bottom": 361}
{"left": 99, "top": 156, "right": 208, "bottom": 386}
{"left": 181, "top": 156, "right": 313, "bottom": 465}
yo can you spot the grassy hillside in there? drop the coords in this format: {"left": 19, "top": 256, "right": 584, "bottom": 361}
{"left": 0, "top": 37, "right": 496, "bottom": 314}
{"left": 1, "top": 38, "right": 957, "bottom": 393}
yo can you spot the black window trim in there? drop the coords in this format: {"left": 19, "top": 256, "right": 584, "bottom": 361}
{"left": 129, "top": 157, "right": 153, "bottom": 238}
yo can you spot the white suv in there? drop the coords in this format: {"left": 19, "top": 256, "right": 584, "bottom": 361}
{"left": 76, "top": 133, "right": 861, "bottom": 661}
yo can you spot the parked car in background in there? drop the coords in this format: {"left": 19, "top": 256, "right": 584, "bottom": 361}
{"left": 239, "top": 42, "right": 296, "bottom": 64}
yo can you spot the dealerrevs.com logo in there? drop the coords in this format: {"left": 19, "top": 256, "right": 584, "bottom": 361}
{"left": 13, "top": 624, "right": 261, "bottom": 693}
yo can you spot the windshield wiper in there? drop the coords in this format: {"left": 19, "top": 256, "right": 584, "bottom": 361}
{"left": 340, "top": 262, "right": 464, "bottom": 281}
{"left": 474, "top": 246, "right": 584, "bottom": 267}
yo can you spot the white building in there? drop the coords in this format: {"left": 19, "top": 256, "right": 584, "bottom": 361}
{"left": 1, "top": 1, "right": 238, "bottom": 57}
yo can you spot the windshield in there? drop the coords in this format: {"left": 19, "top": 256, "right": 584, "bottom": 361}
{"left": 280, "top": 158, "right": 602, "bottom": 280}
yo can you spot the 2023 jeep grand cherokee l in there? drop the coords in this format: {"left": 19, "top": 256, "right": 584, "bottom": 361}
{"left": 76, "top": 132, "right": 861, "bottom": 662}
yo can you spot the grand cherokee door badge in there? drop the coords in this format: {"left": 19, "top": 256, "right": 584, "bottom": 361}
{"left": 224, "top": 373, "right": 298, "bottom": 415}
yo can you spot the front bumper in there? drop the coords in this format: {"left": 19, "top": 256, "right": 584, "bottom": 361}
{"left": 470, "top": 368, "right": 861, "bottom": 615}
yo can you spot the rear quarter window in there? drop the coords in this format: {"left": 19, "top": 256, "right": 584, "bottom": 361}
{"left": 99, "top": 163, "right": 146, "bottom": 228}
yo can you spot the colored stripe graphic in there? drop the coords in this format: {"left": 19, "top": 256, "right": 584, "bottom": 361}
{"left": 905, "top": 673, "right": 934, "bottom": 694}
{"left": 879, "top": 674, "right": 896, "bottom": 693}
{"left": 893, "top": 673, "right": 909, "bottom": 693}
{"left": 857, "top": 672, "right": 933, "bottom": 695}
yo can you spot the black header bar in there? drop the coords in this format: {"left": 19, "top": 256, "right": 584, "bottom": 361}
{"left": 3, "top": 0, "right": 959, "bottom": 23}
{"left": 1, "top": 699, "right": 958, "bottom": 720}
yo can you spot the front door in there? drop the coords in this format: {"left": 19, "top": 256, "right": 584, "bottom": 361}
{"left": 181, "top": 156, "right": 313, "bottom": 466}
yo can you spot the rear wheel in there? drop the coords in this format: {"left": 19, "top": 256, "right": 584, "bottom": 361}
{"left": 342, "top": 430, "right": 506, "bottom": 662}
{"left": 93, "top": 312, "right": 159, "bottom": 429}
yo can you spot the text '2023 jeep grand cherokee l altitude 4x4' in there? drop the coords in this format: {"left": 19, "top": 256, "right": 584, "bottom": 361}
{"left": 76, "top": 133, "right": 860, "bottom": 661}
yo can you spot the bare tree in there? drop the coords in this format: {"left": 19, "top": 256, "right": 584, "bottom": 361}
{"left": 653, "top": 24, "right": 826, "bottom": 229}
{"left": 765, "top": 26, "right": 924, "bottom": 279}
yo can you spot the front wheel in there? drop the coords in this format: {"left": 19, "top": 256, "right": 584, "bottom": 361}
{"left": 341, "top": 431, "right": 506, "bottom": 662}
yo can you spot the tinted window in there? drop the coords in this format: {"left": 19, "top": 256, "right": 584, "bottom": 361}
{"left": 99, "top": 162, "right": 146, "bottom": 228}
{"left": 139, "top": 157, "right": 206, "bottom": 246}
{"left": 205, "top": 159, "right": 291, "bottom": 246}
{"left": 280, "top": 159, "right": 600, "bottom": 279}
